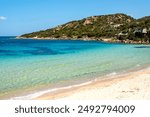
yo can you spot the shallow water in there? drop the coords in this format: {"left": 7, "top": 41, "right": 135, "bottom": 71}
{"left": 0, "top": 36, "right": 150, "bottom": 99}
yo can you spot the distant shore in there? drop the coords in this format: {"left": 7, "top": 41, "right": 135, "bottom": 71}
{"left": 34, "top": 67, "right": 150, "bottom": 100}
{"left": 16, "top": 36, "right": 149, "bottom": 44}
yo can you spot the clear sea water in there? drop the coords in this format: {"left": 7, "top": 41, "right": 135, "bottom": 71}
{"left": 0, "top": 36, "right": 150, "bottom": 99}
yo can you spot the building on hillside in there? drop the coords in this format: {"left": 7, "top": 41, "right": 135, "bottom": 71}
{"left": 113, "top": 24, "right": 123, "bottom": 28}
{"left": 142, "top": 28, "right": 147, "bottom": 34}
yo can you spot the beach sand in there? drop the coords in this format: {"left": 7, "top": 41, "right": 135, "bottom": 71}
{"left": 34, "top": 67, "right": 150, "bottom": 100}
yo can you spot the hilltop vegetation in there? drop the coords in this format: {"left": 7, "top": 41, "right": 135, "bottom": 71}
{"left": 20, "top": 13, "right": 150, "bottom": 43}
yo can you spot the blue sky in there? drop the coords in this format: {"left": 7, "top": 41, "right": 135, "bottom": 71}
{"left": 0, "top": 0, "right": 150, "bottom": 36}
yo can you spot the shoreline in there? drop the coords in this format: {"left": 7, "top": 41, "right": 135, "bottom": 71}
{"left": 10, "top": 66, "right": 150, "bottom": 100}
{"left": 16, "top": 36, "right": 150, "bottom": 44}
{"left": 34, "top": 67, "right": 150, "bottom": 100}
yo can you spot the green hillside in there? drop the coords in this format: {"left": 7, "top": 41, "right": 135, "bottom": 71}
{"left": 20, "top": 13, "right": 150, "bottom": 43}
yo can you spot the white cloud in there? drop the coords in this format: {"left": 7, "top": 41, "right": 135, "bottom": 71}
{"left": 0, "top": 16, "right": 7, "bottom": 20}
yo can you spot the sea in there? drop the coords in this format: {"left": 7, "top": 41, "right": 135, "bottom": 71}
{"left": 0, "top": 36, "right": 150, "bottom": 99}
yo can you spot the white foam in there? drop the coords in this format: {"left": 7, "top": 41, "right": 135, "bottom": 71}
{"left": 136, "top": 64, "right": 141, "bottom": 67}
{"left": 10, "top": 81, "right": 93, "bottom": 100}
{"left": 106, "top": 72, "right": 117, "bottom": 76}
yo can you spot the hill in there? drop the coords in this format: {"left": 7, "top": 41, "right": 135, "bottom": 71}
{"left": 19, "top": 13, "right": 150, "bottom": 43}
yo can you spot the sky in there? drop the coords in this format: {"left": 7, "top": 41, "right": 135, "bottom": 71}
{"left": 0, "top": 0, "right": 150, "bottom": 36}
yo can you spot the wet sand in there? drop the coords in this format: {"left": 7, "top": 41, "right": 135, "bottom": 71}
{"left": 34, "top": 67, "right": 150, "bottom": 100}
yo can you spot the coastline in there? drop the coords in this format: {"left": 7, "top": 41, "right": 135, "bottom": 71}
{"left": 10, "top": 66, "right": 150, "bottom": 100}
{"left": 16, "top": 36, "right": 150, "bottom": 44}
{"left": 33, "top": 66, "right": 150, "bottom": 100}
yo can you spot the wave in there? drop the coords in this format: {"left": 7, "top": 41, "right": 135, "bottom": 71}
{"left": 10, "top": 80, "right": 93, "bottom": 100}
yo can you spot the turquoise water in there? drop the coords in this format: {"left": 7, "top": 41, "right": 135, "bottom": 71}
{"left": 0, "top": 36, "right": 150, "bottom": 99}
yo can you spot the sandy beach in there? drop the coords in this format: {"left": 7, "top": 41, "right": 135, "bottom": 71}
{"left": 34, "top": 67, "right": 150, "bottom": 100}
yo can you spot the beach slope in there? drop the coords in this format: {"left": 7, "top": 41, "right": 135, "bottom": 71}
{"left": 35, "top": 68, "right": 150, "bottom": 100}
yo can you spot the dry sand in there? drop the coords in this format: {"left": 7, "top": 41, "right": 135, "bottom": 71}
{"left": 35, "top": 67, "right": 150, "bottom": 100}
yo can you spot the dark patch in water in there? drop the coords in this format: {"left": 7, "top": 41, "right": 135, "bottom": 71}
{"left": 0, "top": 47, "right": 62, "bottom": 56}
{"left": 134, "top": 46, "right": 150, "bottom": 48}
{"left": 0, "top": 38, "right": 100, "bottom": 56}
{"left": 0, "top": 50, "right": 13, "bottom": 53}
{"left": 0, "top": 50, "right": 18, "bottom": 56}
{"left": 22, "top": 47, "right": 61, "bottom": 55}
